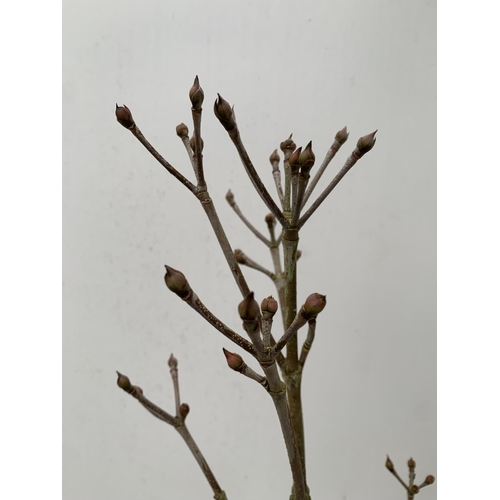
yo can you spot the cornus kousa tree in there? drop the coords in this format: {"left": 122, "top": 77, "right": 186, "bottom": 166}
{"left": 115, "top": 76, "right": 435, "bottom": 500}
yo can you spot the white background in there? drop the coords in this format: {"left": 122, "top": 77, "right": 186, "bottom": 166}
{"left": 63, "top": 1, "right": 436, "bottom": 499}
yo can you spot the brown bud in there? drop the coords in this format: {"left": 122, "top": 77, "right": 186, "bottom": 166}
{"left": 116, "top": 371, "right": 133, "bottom": 393}
{"left": 179, "top": 403, "right": 190, "bottom": 419}
{"left": 225, "top": 189, "right": 235, "bottom": 204}
{"left": 299, "top": 140, "right": 315, "bottom": 176}
{"left": 238, "top": 292, "right": 260, "bottom": 321}
{"left": 280, "top": 134, "right": 296, "bottom": 154}
{"left": 354, "top": 130, "right": 377, "bottom": 158}
{"left": 234, "top": 249, "right": 246, "bottom": 264}
{"left": 424, "top": 475, "right": 435, "bottom": 485}
{"left": 265, "top": 213, "right": 275, "bottom": 227}
{"left": 296, "top": 250, "right": 302, "bottom": 261}
{"left": 269, "top": 149, "right": 280, "bottom": 165}
{"left": 115, "top": 104, "right": 135, "bottom": 129}
{"left": 222, "top": 347, "right": 244, "bottom": 371}
{"left": 385, "top": 455, "right": 395, "bottom": 472}
{"left": 189, "top": 133, "right": 204, "bottom": 154}
{"left": 302, "top": 293, "right": 326, "bottom": 319}
{"left": 168, "top": 353, "right": 178, "bottom": 369}
{"left": 289, "top": 147, "right": 302, "bottom": 174}
{"left": 261, "top": 296, "right": 278, "bottom": 316}
{"left": 407, "top": 457, "right": 416, "bottom": 469}
{"left": 164, "top": 265, "right": 191, "bottom": 299}
{"left": 176, "top": 123, "right": 189, "bottom": 138}
{"left": 334, "top": 126, "right": 349, "bottom": 147}
{"left": 189, "top": 75, "right": 204, "bottom": 110}
{"left": 214, "top": 94, "right": 237, "bottom": 131}
{"left": 410, "top": 485, "right": 419, "bottom": 494}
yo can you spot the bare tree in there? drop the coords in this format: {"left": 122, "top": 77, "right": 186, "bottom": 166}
{"left": 114, "top": 76, "right": 435, "bottom": 500}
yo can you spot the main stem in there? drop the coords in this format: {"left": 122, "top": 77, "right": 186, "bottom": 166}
{"left": 282, "top": 228, "right": 308, "bottom": 497}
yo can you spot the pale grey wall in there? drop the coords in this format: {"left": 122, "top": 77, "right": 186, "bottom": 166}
{"left": 63, "top": 1, "right": 436, "bottom": 499}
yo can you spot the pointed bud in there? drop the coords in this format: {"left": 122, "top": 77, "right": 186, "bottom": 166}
{"left": 354, "top": 130, "right": 377, "bottom": 158}
{"left": 302, "top": 293, "right": 326, "bottom": 319}
{"left": 334, "top": 126, "right": 349, "bottom": 147}
{"left": 296, "top": 250, "right": 302, "bottom": 261}
{"left": 168, "top": 353, "right": 178, "bottom": 369}
{"left": 407, "top": 458, "right": 416, "bottom": 470}
{"left": 269, "top": 149, "right": 280, "bottom": 165}
{"left": 238, "top": 292, "right": 260, "bottom": 321}
{"left": 179, "top": 403, "right": 190, "bottom": 419}
{"left": 116, "top": 371, "right": 133, "bottom": 393}
{"left": 189, "top": 133, "right": 204, "bottom": 154}
{"left": 214, "top": 94, "right": 237, "bottom": 131}
{"left": 265, "top": 213, "right": 276, "bottom": 227}
{"left": 176, "top": 123, "right": 189, "bottom": 138}
{"left": 289, "top": 147, "right": 302, "bottom": 174}
{"left": 299, "top": 141, "right": 315, "bottom": 176}
{"left": 115, "top": 104, "right": 135, "bottom": 129}
{"left": 225, "top": 190, "right": 236, "bottom": 206}
{"left": 234, "top": 249, "right": 246, "bottom": 264}
{"left": 385, "top": 455, "right": 395, "bottom": 472}
{"left": 424, "top": 475, "right": 435, "bottom": 485}
{"left": 280, "top": 134, "right": 296, "bottom": 154}
{"left": 164, "top": 265, "right": 191, "bottom": 299}
{"left": 189, "top": 76, "right": 204, "bottom": 110}
{"left": 261, "top": 296, "right": 278, "bottom": 317}
{"left": 222, "top": 347, "right": 244, "bottom": 371}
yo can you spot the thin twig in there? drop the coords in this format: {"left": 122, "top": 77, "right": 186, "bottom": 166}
{"left": 169, "top": 354, "right": 181, "bottom": 416}
{"left": 234, "top": 249, "right": 275, "bottom": 279}
{"left": 191, "top": 108, "right": 206, "bottom": 189}
{"left": 130, "top": 126, "right": 197, "bottom": 193}
{"left": 182, "top": 290, "right": 258, "bottom": 357}
{"left": 226, "top": 192, "right": 271, "bottom": 246}
{"left": 116, "top": 372, "right": 228, "bottom": 499}
{"left": 272, "top": 309, "right": 308, "bottom": 357}
{"left": 299, "top": 152, "right": 360, "bottom": 228}
{"left": 270, "top": 150, "right": 285, "bottom": 207}
{"left": 302, "top": 132, "right": 347, "bottom": 208}
{"left": 179, "top": 135, "right": 197, "bottom": 174}
{"left": 229, "top": 129, "right": 290, "bottom": 229}
{"left": 298, "top": 320, "right": 316, "bottom": 369}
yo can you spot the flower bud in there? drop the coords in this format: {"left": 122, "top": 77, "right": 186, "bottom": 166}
{"left": 280, "top": 134, "right": 296, "bottom": 154}
{"left": 214, "top": 94, "right": 237, "bottom": 131}
{"left": 289, "top": 147, "right": 302, "bottom": 174}
{"left": 424, "top": 475, "right": 435, "bottom": 485}
{"left": 299, "top": 140, "right": 315, "bottom": 176}
{"left": 407, "top": 457, "right": 416, "bottom": 469}
{"left": 189, "top": 75, "right": 204, "bottom": 110}
{"left": 168, "top": 353, "right": 178, "bottom": 369}
{"left": 265, "top": 213, "right": 275, "bottom": 227}
{"left": 164, "top": 265, "right": 191, "bottom": 299}
{"left": 179, "top": 403, "right": 190, "bottom": 419}
{"left": 302, "top": 293, "right": 326, "bottom": 319}
{"left": 269, "top": 149, "right": 280, "bottom": 165}
{"left": 354, "top": 130, "right": 377, "bottom": 158}
{"left": 225, "top": 189, "right": 235, "bottom": 204}
{"left": 261, "top": 296, "right": 278, "bottom": 317}
{"left": 116, "top": 371, "right": 133, "bottom": 393}
{"left": 115, "top": 104, "right": 135, "bottom": 129}
{"left": 222, "top": 347, "right": 244, "bottom": 371}
{"left": 385, "top": 455, "right": 395, "bottom": 472}
{"left": 176, "top": 123, "right": 189, "bottom": 138}
{"left": 189, "top": 133, "right": 204, "bottom": 154}
{"left": 234, "top": 249, "right": 246, "bottom": 264}
{"left": 238, "top": 292, "right": 260, "bottom": 321}
{"left": 335, "top": 126, "right": 349, "bottom": 146}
